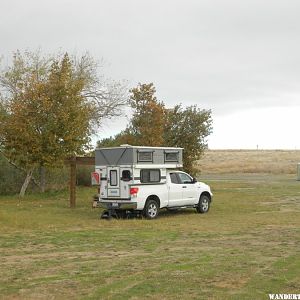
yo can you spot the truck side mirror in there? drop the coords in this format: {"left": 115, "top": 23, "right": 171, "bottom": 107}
{"left": 192, "top": 177, "right": 197, "bottom": 183}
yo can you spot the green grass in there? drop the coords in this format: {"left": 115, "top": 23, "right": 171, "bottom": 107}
{"left": 1, "top": 175, "right": 300, "bottom": 299}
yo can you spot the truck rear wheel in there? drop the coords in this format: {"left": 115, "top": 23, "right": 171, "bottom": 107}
{"left": 144, "top": 199, "right": 159, "bottom": 219}
{"left": 196, "top": 194, "right": 210, "bottom": 213}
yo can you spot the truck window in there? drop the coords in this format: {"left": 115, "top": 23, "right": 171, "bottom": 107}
{"left": 177, "top": 173, "right": 193, "bottom": 184}
{"left": 121, "top": 170, "right": 131, "bottom": 181}
{"left": 138, "top": 151, "right": 153, "bottom": 162}
{"left": 170, "top": 173, "right": 179, "bottom": 184}
{"left": 165, "top": 152, "right": 179, "bottom": 162}
{"left": 140, "top": 169, "right": 160, "bottom": 183}
{"left": 110, "top": 170, "right": 118, "bottom": 186}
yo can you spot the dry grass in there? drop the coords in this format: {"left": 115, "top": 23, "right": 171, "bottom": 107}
{"left": 198, "top": 150, "right": 300, "bottom": 174}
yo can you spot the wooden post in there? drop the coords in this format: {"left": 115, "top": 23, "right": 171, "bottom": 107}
{"left": 65, "top": 156, "right": 95, "bottom": 208}
{"left": 70, "top": 157, "right": 76, "bottom": 208}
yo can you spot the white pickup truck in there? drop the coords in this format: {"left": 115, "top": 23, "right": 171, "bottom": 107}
{"left": 97, "top": 169, "right": 213, "bottom": 219}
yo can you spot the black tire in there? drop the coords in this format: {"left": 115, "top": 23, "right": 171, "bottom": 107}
{"left": 196, "top": 195, "right": 210, "bottom": 214}
{"left": 143, "top": 199, "right": 159, "bottom": 219}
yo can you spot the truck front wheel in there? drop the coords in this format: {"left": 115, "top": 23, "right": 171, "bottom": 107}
{"left": 196, "top": 195, "right": 210, "bottom": 213}
{"left": 143, "top": 199, "right": 159, "bottom": 219}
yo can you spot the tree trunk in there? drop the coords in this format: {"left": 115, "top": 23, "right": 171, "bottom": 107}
{"left": 19, "top": 169, "right": 34, "bottom": 197}
{"left": 40, "top": 165, "right": 46, "bottom": 193}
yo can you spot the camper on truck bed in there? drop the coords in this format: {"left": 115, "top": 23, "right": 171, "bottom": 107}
{"left": 91, "top": 145, "right": 213, "bottom": 219}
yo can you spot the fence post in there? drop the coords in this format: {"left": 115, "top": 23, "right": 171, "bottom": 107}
{"left": 70, "top": 157, "right": 76, "bottom": 208}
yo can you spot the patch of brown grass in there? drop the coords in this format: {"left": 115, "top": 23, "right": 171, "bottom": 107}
{"left": 198, "top": 150, "right": 300, "bottom": 174}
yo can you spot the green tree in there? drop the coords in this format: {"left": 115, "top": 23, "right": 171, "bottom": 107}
{"left": 0, "top": 51, "right": 128, "bottom": 196}
{"left": 96, "top": 129, "right": 137, "bottom": 148}
{"left": 128, "top": 83, "right": 165, "bottom": 146}
{"left": 164, "top": 104, "right": 213, "bottom": 175}
{"left": 97, "top": 136, "right": 121, "bottom": 148}
{"left": 97, "top": 83, "right": 213, "bottom": 176}
{"left": 0, "top": 101, "right": 6, "bottom": 129}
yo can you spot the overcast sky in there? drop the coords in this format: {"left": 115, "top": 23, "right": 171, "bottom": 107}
{"left": 1, "top": 0, "right": 300, "bottom": 149}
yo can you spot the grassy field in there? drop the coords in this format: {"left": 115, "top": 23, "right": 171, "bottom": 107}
{"left": 1, "top": 151, "right": 300, "bottom": 299}
{"left": 198, "top": 149, "right": 300, "bottom": 174}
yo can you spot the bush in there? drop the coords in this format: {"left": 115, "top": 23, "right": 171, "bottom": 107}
{"left": 76, "top": 165, "right": 94, "bottom": 186}
{"left": 0, "top": 155, "right": 28, "bottom": 195}
{"left": 0, "top": 154, "right": 93, "bottom": 195}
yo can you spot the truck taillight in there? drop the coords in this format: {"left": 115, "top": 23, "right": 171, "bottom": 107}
{"left": 130, "top": 187, "right": 139, "bottom": 196}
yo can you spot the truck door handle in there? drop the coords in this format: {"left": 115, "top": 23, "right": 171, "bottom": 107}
{"left": 182, "top": 186, "right": 187, "bottom": 188}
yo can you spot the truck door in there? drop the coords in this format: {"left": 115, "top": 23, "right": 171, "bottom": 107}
{"left": 168, "top": 172, "right": 186, "bottom": 207}
{"left": 177, "top": 172, "right": 197, "bottom": 205}
{"left": 120, "top": 168, "right": 132, "bottom": 199}
{"left": 107, "top": 167, "right": 120, "bottom": 198}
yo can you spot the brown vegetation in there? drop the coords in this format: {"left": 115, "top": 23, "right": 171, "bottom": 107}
{"left": 198, "top": 149, "right": 300, "bottom": 174}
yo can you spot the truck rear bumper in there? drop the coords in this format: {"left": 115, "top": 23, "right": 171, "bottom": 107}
{"left": 99, "top": 201, "right": 137, "bottom": 210}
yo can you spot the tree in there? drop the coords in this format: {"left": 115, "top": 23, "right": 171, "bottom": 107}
{"left": 164, "top": 104, "right": 213, "bottom": 175}
{"left": 127, "top": 83, "right": 165, "bottom": 146}
{"left": 97, "top": 83, "right": 213, "bottom": 175}
{"left": 0, "top": 50, "right": 128, "bottom": 196}
{"left": 97, "top": 83, "right": 166, "bottom": 148}
{"left": 96, "top": 129, "right": 137, "bottom": 148}
{"left": 0, "top": 101, "right": 6, "bottom": 151}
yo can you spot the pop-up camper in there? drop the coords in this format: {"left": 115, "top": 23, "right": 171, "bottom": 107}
{"left": 92, "top": 145, "right": 212, "bottom": 219}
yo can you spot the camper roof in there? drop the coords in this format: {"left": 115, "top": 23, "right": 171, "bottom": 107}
{"left": 95, "top": 145, "right": 183, "bottom": 150}
{"left": 95, "top": 145, "right": 183, "bottom": 167}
